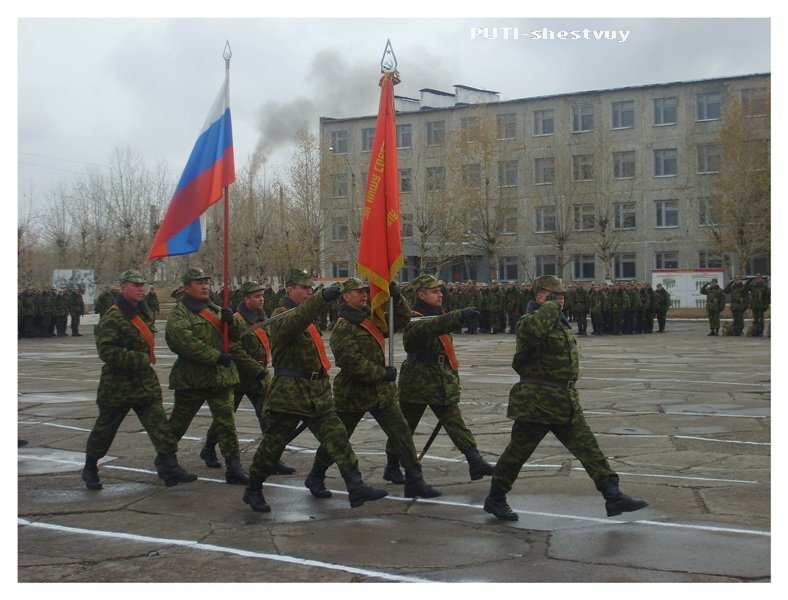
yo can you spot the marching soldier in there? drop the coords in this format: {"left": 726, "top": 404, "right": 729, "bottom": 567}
{"left": 746, "top": 274, "right": 770, "bottom": 336}
{"left": 385, "top": 274, "right": 495, "bottom": 481}
{"left": 700, "top": 278, "right": 726, "bottom": 336}
{"left": 483, "top": 275, "right": 648, "bottom": 521}
{"left": 81, "top": 270, "right": 196, "bottom": 490}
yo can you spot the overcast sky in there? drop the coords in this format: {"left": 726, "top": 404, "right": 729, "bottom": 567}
{"left": 15, "top": 11, "right": 772, "bottom": 216}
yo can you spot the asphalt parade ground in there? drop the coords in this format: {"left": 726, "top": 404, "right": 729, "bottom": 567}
{"left": 15, "top": 316, "right": 772, "bottom": 587}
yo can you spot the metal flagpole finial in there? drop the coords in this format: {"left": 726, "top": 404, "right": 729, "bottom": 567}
{"left": 224, "top": 41, "right": 232, "bottom": 64}
{"left": 380, "top": 39, "right": 397, "bottom": 73}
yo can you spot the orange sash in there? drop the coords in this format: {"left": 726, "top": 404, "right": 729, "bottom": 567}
{"left": 281, "top": 307, "right": 331, "bottom": 371}
{"left": 112, "top": 304, "right": 156, "bottom": 365}
{"left": 236, "top": 312, "right": 271, "bottom": 366}
{"left": 438, "top": 334, "right": 459, "bottom": 370}
{"left": 199, "top": 307, "right": 223, "bottom": 334}
{"left": 359, "top": 318, "right": 386, "bottom": 356}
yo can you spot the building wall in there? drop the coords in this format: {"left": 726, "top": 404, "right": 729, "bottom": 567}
{"left": 320, "top": 73, "right": 770, "bottom": 283}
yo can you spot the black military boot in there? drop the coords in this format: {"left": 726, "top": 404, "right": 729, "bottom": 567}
{"left": 242, "top": 475, "right": 271, "bottom": 513}
{"left": 304, "top": 459, "right": 332, "bottom": 499}
{"left": 343, "top": 470, "right": 388, "bottom": 508}
{"left": 403, "top": 463, "right": 442, "bottom": 499}
{"left": 225, "top": 454, "right": 249, "bottom": 485}
{"left": 155, "top": 453, "right": 198, "bottom": 487}
{"left": 199, "top": 442, "right": 222, "bottom": 468}
{"left": 596, "top": 476, "right": 648, "bottom": 517}
{"left": 465, "top": 447, "right": 495, "bottom": 480}
{"left": 81, "top": 455, "right": 103, "bottom": 490}
{"left": 275, "top": 459, "right": 295, "bottom": 475}
{"left": 382, "top": 452, "right": 405, "bottom": 484}
{"left": 483, "top": 479, "right": 518, "bottom": 521}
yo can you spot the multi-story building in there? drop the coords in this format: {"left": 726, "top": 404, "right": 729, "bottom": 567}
{"left": 319, "top": 73, "right": 770, "bottom": 283}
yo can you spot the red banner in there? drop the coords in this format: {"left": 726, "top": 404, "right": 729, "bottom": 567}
{"left": 357, "top": 72, "right": 403, "bottom": 333}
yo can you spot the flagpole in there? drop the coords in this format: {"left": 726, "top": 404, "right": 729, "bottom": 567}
{"left": 382, "top": 40, "right": 398, "bottom": 368}
{"left": 222, "top": 42, "right": 232, "bottom": 351}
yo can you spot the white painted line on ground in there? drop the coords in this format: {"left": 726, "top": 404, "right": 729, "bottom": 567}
{"left": 16, "top": 518, "right": 432, "bottom": 583}
{"left": 664, "top": 411, "right": 769, "bottom": 419}
{"left": 582, "top": 376, "right": 769, "bottom": 388}
{"left": 674, "top": 435, "right": 770, "bottom": 446}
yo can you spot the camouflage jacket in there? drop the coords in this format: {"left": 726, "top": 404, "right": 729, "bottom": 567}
{"left": 145, "top": 292, "right": 160, "bottom": 312}
{"left": 507, "top": 300, "right": 582, "bottom": 424}
{"left": 399, "top": 300, "right": 464, "bottom": 406}
{"left": 572, "top": 288, "right": 590, "bottom": 312}
{"left": 747, "top": 281, "right": 770, "bottom": 310}
{"left": 488, "top": 288, "right": 505, "bottom": 312}
{"left": 265, "top": 291, "right": 335, "bottom": 418}
{"left": 165, "top": 294, "right": 243, "bottom": 390}
{"left": 94, "top": 292, "right": 115, "bottom": 316}
{"left": 330, "top": 296, "right": 411, "bottom": 412}
{"left": 95, "top": 295, "right": 160, "bottom": 407}
{"left": 610, "top": 289, "right": 630, "bottom": 311}
{"left": 55, "top": 293, "right": 69, "bottom": 316}
{"left": 229, "top": 303, "right": 270, "bottom": 394}
{"left": 505, "top": 288, "right": 522, "bottom": 314}
{"left": 724, "top": 282, "right": 749, "bottom": 311}
{"left": 37, "top": 292, "right": 54, "bottom": 315}
{"left": 655, "top": 288, "right": 671, "bottom": 310}
{"left": 700, "top": 283, "right": 726, "bottom": 312}
{"left": 68, "top": 291, "right": 85, "bottom": 314}
{"left": 627, "top": 288, "right": 641, "bottom": 310}
{"left": 20, "top": 292, "right": 36, "bottom": 317}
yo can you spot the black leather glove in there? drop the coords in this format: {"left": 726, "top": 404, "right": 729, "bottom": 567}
{"left": 217, "top": 352, "right": 233, "bottom": 367}
{"left": 322, "top": 282, "right": 342, "bottom": 302}
{"left": 220, "top": 307, "right": 234, "bottom": 324}
{"left": 389, "top": 281, "right": 401, "bottom": 300}
{"left": 383, "top": 366, "right": 397, "bottom": 382}
{"left": 256, "top": 369, "right": 269, "bottom": 382}
{"left": 461, "top": 307, "right": 480, "bottom": 323}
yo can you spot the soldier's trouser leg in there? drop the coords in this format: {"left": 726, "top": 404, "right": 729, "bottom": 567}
{"left": 205, "top": 387, "right": 245, "bottom": 446}
{"left": 753, "top": 310, "right": 764, "bottom": 334}
{"left": 371, "top": 404, "right": 420, "bottom": 468}
{"left": 132, "top": 402, "right": 178, "bottom": 455}
{"left": 657, "top": 310, "right": 666, "bottom": 331}
{"left": 732, "top": 310, "right": 743, "bottom": 334}
{"left": 314, "top": 411, "right": 364, "bottom": 469}
{"left": 386, "top": 402, "right": 427, "bottom": 457}
{"left": 170, "top": 388, "right": 239, "bottom": 457}
{"left": 23, "top": 316, "right": 34, "bottom": 338}
{"left": 70, "top": 313, "right": 81, "bottom": 335}
{"left": 577, "top": 313, "right": 587, "bottom": 334}
{"left": 491, "top": 420, "right": 551, "bottom": 493}
{"left": 431, "top": 404, "right": 478, "bottom": 454}
{"left": 86, "top": 405, "right": 131, "bottom": 459}
{"left": 550, "top": 412, "right": 617, "bottom": 485}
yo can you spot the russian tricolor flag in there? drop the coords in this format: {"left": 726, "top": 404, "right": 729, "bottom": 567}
{"left": 148, "top": 74, "right": 235, "bottom": 259}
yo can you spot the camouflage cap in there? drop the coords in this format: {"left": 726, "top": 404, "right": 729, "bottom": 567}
{"left": 285, "top": 268, "right": 314, "bottom": 287}
{"left": 240, "top": 281, "right": 265, "bottom": 295}
{"left": 182, "top": 268, "right": 210, "bottom": 284}
{"left": 411, "top": 274, "right": 443, "bottom": 291}
{"left": 532, "top": 275, "right": 567, "bottom": 294}
{"left": 119, "top": 270, "right": 147, "bottom": 284}
{"left": 341, "top": 277, "right": 369, "bottom": 293}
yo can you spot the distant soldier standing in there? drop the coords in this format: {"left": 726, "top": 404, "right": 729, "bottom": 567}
{"left": 504, "top": 282, "right": 522, "bottom": 334}
{"left": 654, "top": 283, "right": 670, "bottom": 332}
{"left": 700, "top": 278, "right": 725, "bottom": 336}
{"left": 483, "top": 275, "right": 648, "bottom": 521}
{"left": 488, "top": 280, "right": 506, "bottom": 334}
{"left": 724, "top": 277, "right": 748, "bottom": 336}
{"left": 94, "top": 286, "right": 116, "bottom": 317}
{"left": 81, "top": 270, "right": 196, "bottom": 490}
{"left": 68, "top": 287, "right": 85, "bottom": 336}
{"left": 572, "top": 282, "right": 590, "bottom": 336}
{"left": 746, "top": 274, "right": 770, "bottom": 336}
{"left": 386, "top": 274, "right": 495, "bottom": 481}
{"left": 145, "top": 287, "right": 160, "bottom": 322}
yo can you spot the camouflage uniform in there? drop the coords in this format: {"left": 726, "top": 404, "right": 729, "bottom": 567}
{"left": 483, "top": 275, "right": 647, "bottom": 521}
{"left": 609, "top": 286, "right": 629, "bottom": 335}
{"left": 37, "top": 290, "right": 54, "bottom": 337}
{"left": 642, "top": 284, "right": 656, "bottom": 333}
{"left": 700, "top": 279, "right": 726, "bottom": 335}
{"left": 19, "top": 289, "right": 36, "bottom": 338}
{"left": 724, "top": 278, "right": 749, "bottom": 336}
{"left": 746, "top": 276, "right": 770, "bottom": 336}
{"left": 68, "top": 288, "right": 85, "bottom": 336}
{"left": 654, "top": 285, "right": 670, "bottom": 332}
{"left": 504, "top": 284, "right": 522, "bottom": 334}
{"left": 488, "top": 282, "right": 506, "bottom": 333}
{"left": 94, "top": 289, "right": 116, "bottom": 317}
{"left": 55, "top": 290, "right": 69, "bottom": 336}
{"left": 145, "top": 289, "right": 160, "bottom": 321}
{"left": 464, "top": 282, "right": 482, "bottom": 333}
{"left": 572, "top": 284, "right": 590, "bottom": 335}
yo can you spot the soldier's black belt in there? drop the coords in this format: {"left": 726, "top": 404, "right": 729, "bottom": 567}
{"left": 406, "top": 352, "right": 446, "bottom": 365}
{"left": 519, "top": 377, "right": 576, "bottom": 390}
{"left": 274, "top": 368, "right": 328, "bottom": 381}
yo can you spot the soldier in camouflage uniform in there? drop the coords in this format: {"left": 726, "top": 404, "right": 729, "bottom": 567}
{"left": 198, "top": 281, "right": 294, "bottom": 475}
{"left": 654, "top": 283, "right": 670, "bottom": 332}
{"left": 243, "top": 269, "right": 388, "bottom": 513}
{"left": 54, "top": 289, "right": 69, "bottom": 336}
{"left": 165, "top": 268, "right": 249, "bottom": 485}
{"left": 81, "top": 271, "right": 196, "bottom": 490}
{"left": 488, "top": 280, "right": 506, "bottom": 334}
{"left": 483, "top": 275, "right": 648, "bottom": 521}
{"left": 36, "top": 288, "right": 54, "bottom": 337}
{"left": 386, "top": 274, "right": 495, "bottom": 480}
{"left": 306, "top": 277, "right": 440, "bottom": 500}
{"left": 68, "top": 287, "right": 85, "bottom": 336}
{"left": 263, "top": 284, "right": 278, "bottom": 316}
{"left": 464, "top": 281, "right": 482, "bottom": 334}
{"left": 609, "top": 283, "right": 628, "bottom": 335}
{"left": 746, "top": 274, "right": 770, "bottom": 336}
{"left": 19, "top": 288, "right": 36, "bottom": 338}
{"left": 145, "top": 287, "right": 160, "bottom": 322}
{"left": 724, "top": 277, "right": 748, "bottom": 336}
{"left": 642, "top": 283, "right": 656, "bottom": 333}
{"left": 624, "top": 282, "right": 640, "bottom": 334}
{"left": 94, "top": 287, "right": 116, "bottom": 317}
{"left": 700, "top": 278, "right": 726, "bottom": 336}
{"left": 504, "top": 282, "right": 522, "bottom": 334}
{"left": 571, "top": 282, "right": 590, "bottom": 336}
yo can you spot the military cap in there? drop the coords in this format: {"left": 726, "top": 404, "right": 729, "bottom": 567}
{"left": 710, "top": 278, "right": 718, "bottom": 284}
{"left": 532, "top": 275, "right": 567, "bottom": 294}
{"left": 119, "top": 270, "right": 147, "bottom": 284}
{"left": 341, "top": 277, "right": 369, "bottom": 293}
{"left": 286, "top": 268, "right": 314, "bottom": 287}
{"left": 240, "top": 281, "right": 265, "bottom": 295}
{"left": 411, "top": 274, "right": 443, "bottom": 291}
{"left": 182, "top": 268, "right": 210, "bottom": 284}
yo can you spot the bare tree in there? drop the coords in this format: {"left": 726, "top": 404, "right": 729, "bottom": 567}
{"left": 287, "top": 129, "right": 325, "bottom": 275}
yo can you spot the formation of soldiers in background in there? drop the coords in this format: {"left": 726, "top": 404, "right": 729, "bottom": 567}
{"left": 17, "top": 286, "right": 86, "bottom": 338}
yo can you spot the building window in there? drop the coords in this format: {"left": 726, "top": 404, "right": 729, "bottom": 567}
{"left": 535, "top": 255, "right": 557, "bottom": 276}
{"left": 331, "top": 216, "right": 348, "bottom": 242}
{"left": 573, "top": 254, "right": 595, "bottom": 280}
{"left": 573, "top": 204, "right": 595, "bottom": 231}
{"left": 426, "top": 120, "right": 445, "bottom": 146}
{"left": 498, "top": 161, "right": 518, "bottom": 187}
{"left": 654, "top": 97, "right": 678, "bottom": 126}
{"left": 401, "top": 212, "right": 413, "bottom": 238}
{"left": 698, "top": 251, "right": 726, "bottom": 269}
{"left": 613, "top": 151, "right": 635, "bottom": 179}
{"left": 425, "top": 166, "right": 445, "bottom": 192}
{"left": 361, "top": 127, "right": 375, "bottom": 152}
{"left": 329, "top": 130, "right": 348, "bottom": 154}
{"left": 614, "top": 202, "right": 636, "bottom": 230}
{"left": 654, "top": 148, "right": 678, "bottom": 177}
{"left": 399, "top": 168, "right": 412, "bottom": 194}
{"left": 534, "top": 157, "right": 555, "bottom": 185}
{"left": 460, "top": 116, "right": 480, "bottom": 143}
{"left": 698, "top": 197, "right": 721, "bottom": 226}
{"left": 396, "top": 124, "right": 412, "bottom": 148}
{"left": 612, "top": 100, "right": 635, "bottom": 129}
{"left": 741, "top": 88, "right": 768, "bottom": 117}
{"left": 331, "top": 262, "right": 350, "bottom": 278}
{"left": 614, "top": 253, "right": 636, "bottom": 280}
{"left": 502, "top": 208, "right": 518, "bottom": 234}
{"left": 572, "top": 154, "right": 594, "bottom": 181}
{"left": 655, "top": 199, "right": 679, "bottom": 228}
{"left": 462, "top": 164, "right": 482, "bottom": 188}
{"left": 535, "top": 206, "right": 556, "bottom": 232}
{"left": 331, "top": 173, "right": 349, "bottom": 198}
{"left": 697, "top": 92, "right": 722, "bottom": 121}
{"left": 655, "top": 251, "right": 679, "bottom": 269}
{"left": 697, "top": 144, "right": 722, "bottom": 174}
{"left": 571, "top": 103, "right": 594, "bottom": 132}
{"left": 533, "top": 109, "right": 554, "bottom": 136}
{"left": 496, "top": 113, "right": 516, "bottom": 140}
{"left": 499, "top": 256, "right": 519, "bottom": 281}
